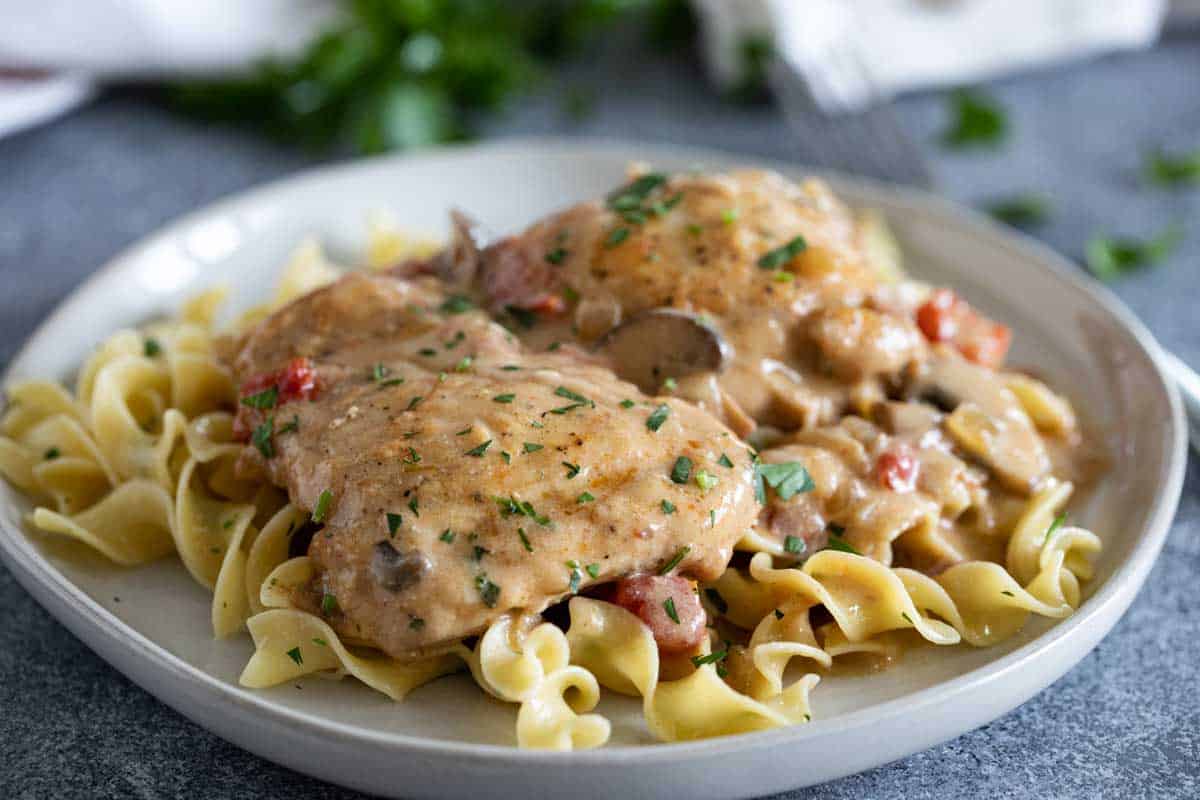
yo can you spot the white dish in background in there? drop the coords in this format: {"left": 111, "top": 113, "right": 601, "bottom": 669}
{"left": 0, "top": 139, "right": 1185, "bottom": 799}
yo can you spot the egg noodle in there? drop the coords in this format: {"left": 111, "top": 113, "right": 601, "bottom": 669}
{"left": 0, "top": 222, "right": 1101, "bottom": 750}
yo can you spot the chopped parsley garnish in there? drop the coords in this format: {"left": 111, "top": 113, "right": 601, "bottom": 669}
{"left": 406, "top": 395, "right": 424, "bottom": 411}
{"left": 379, "top": 377, "right": 405, "bottom": 387}
{"left": 662, "top": 377, "right": 677, "bottom": 392}
{"left": 605, "top": 226, "right": 630, "bottom": 248}
{"left": 774, "top": 609, "right": 784, "bottom": 620}
{"left": 1143, "top": 146, "right": 1200, "bottom": 187}
{"left": 757, "top": 236, "right": 807, "bottom": 270}
{"left": 941, "top": 88, "right": 1007, "bottom": 149}
{"left": 694, "top": 470, "right": 718, "bottom": 492}
{"left": 475, "top": 574, "right": 500, "bottom": 607}
{"left": 493, "top": 393, "right": 516, "bottom": 403}
{"left": 439, "top": 295, "right": 474, "bottom": 314}
{"left": 585, "top": 563, "right": 601, "bottom": 579}
{"left": 143, "top": 338, "right": 161, "bottom": 357}
{"left": 454, "top": 356, "right": 473, "bottom": 372}
{"left": 472, "top": 545, "right": 489, "bottom": 562}
{"left": 402, "top": 447, "right": 421, "bottom": 465}
{"left": 545, "top": 247, "right": 568, "bottom": 264}
{"left": 825, "top": 528, "right": 859, "bottom": 555}
{"left": 754, "top": 461, "right": 814, "bottom": 502}
{"left": 663, "top": 597, "right": 680, "bottom": 624}
{"left": 606, "top": 173, "right": 666, "bottom": 211}
{"left": 661, "top": 499, "right": 676, "bottom": 514}
{"left": 241, "top": 386, "right": 278, "bottom": 410}
{"left": 439, "top": 529, "right": 455, "bottom": 543}
{"left": 562, "top": 461, "right": 581, "bottom": 479}
{"left": 456, "top": 427, "right": 472, "bottom": 436}
{"left": 501, "top": 364, "right": 522, "bottom": 371}
{"left": 985, "top": 193, "right": 1051, "bottom": 228}
{"left": 286, "top": 647, "right": 303, "bottom": 666}
{"left": 577, "top": 491, "right": 595, "bottom": 504}
{"left": 784, "top": 535, "right": 805, "bottom": 555}
{"left": 549, "top": 402, "right": 588, "bottom": 415}
{"left": 1044, "top": 512, "right": 1068, "bottom": 543}
{"left": 494, "top": 496, "right": 553, "bottom": 527}
{"left": 523, "top": 442, "right": 544, "bottom": 453}
{"left": 409, "top": 617, "right": 425, "bottom": 631}
{"left": 278, "top": 415, "right": 299, "bottom": 435}
{"left": 659, "top": 545, "right": 690, "bottom": 575}
{"left": 686, "top": 223, "right": 703, "bottom": 236}
{"left": 408, "top": 497, "right": 419, "bottom": 517}
{"left": 251, "top": 418, "right": 275, "bottom": 459}
{"left": 547, "top": 341, "right": 562, "bottom": 351}
{"left": 619, "top": 399, "right": 635, "bottom": 409}
{"left": 901, "top": 612, "right": 914, "bottom": 625}
{"left": 1086, "top": 225, "right": 1182, "bottom": 281}
{"left": 567, "top": 562, "right": 583, "bottom": 593}
{"left": 670, "top": 456, "right": 693, "bottom": 484}
{"left": 464, "top": 439, "right": 492, "bottom": 457}
{"left": 320, "top": 593, "right": 337, "bottom": 615}
{"left": 704, "top": 588, "right": 727, "bottom": 615}
{"left": 370, "top": 363, "right": 390, "bottom": 381}
{"left": 517, "top": 527, "right": 533, "bottom": 552}
{"left": 312, "top": 637, "right": 328, "bottom": 647}
{"left": 444, "top": 330, "right": 465, "bottom": 349}
{"left": 646, "top": 403, "right": 670, "bottom": 432}
{"left": 554, "top": 386, "right": 593, "bottom": 406}
{"left": 43, "top": 447, "right": 60, "bottom": 460}
{"left": 717, "top": 453, "right": 734, "bottom": 468}
{"left": 311, "top": 489, "right": 333, "bottom": 523}
{"left": 418, "top": 348, "right": 437, "bottom": 357}
{"left": 721, "top": 208, "right": 739, "bottom": 225}
{"left": 386, "top": 512, "right": 403, "bottom": 536}
{"left": 1001, "top": 590, "right": 1016, "bottom": 597}
{"left": 500, "top": 450, "right": 511, "bottom": 464}
{"left": 691, "top": 649, "right": 728, "bottom": 668}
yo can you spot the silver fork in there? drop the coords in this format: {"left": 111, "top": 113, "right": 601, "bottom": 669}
{"left": 767, "top": 34, "right": 933, "bottom": 188}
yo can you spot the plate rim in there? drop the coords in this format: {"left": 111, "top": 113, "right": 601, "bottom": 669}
{"left": 0, "top": 136, "right": 1187, "bottom": 769}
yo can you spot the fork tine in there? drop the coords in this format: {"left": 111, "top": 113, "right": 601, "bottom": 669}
{"left": 768, "top": 58, "right": 934, "bottom": 188}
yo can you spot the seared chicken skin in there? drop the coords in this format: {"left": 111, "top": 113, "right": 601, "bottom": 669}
{"left": 231, "top": 272, "right": 758, "bottom": 659}
{"left": 465, "top": 169, "right": 930, "bottom": 433}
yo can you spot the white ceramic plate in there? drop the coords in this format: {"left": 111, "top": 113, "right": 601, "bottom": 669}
{"left": 0, "top": 139, "right": 1186, "bottom": 800}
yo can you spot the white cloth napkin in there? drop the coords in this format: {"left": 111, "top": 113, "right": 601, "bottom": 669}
{"left": 0, "top": 0, "right": 1190, "bottom": 138}
{"left": 696, "top": 0, "right": 1172, "bottom": 107}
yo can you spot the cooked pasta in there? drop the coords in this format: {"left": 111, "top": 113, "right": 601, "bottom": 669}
{"left": 0, "top": 168, "right": 1104, "bottom": 750}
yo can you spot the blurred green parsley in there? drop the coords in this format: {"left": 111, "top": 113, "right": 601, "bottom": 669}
{"left": 1142, "top": 147, "right": 1200, "bottom": 188}
{"left": 171, "top": 0, "right": 694, "bottom": 153}
{"left": 984, "top": 193, "right": 1051, "bottom": 229}
{"left": 941, "top": 89, "right": 1008, "bottom": 149}
{"left": 1085, "top": 224, "right": 1183, "bottom": 282}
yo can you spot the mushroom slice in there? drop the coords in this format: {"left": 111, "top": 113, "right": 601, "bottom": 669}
{"left": 371, "top": 541, "right": 431, "bottom": 592}
{"left": 594, "top": 309, "right": 731, "bottom": 393}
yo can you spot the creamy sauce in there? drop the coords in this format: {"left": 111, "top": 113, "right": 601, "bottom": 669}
{"left": 230, "top": 272, "right": 759, "bottom": 658}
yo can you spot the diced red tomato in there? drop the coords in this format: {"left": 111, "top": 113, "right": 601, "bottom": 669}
{"left": 876, "top": 445, "right": 919, "bottom": 493}
{"left": 234, "top": 357, "right": 319, "bottom": 441}
{"left": 523, "top": 293, "right": 567, "bottom": 316}
{"left": 915, "top": 289, "right": 1011, "bottom": 368}
{"left": 239, "top": 357, "right": 319, "bottom": 404}
{"left": 612, "top": 574, "right": 706, "bottom": 654}
{"left": 276, "top": 357, "right": 319, "bottom": 402}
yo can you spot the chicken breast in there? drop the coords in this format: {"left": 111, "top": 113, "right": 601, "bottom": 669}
{"left": 231, "top": 272, "right": 758, "bottom": 659}
{"left": 465, "top": 169, "right": 904, "bottom": 432}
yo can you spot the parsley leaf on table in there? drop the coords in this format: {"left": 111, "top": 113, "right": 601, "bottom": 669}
{"left": 1085, "top": 225, "right": 1184, "bottom": 282}
{"left": 984, "top": 193, "right": 1052, "bottom": 229}
{"left": 1143, "top": 147, "right": 1200, "bottom": 188}
{"left": 941, "top": 89, "right": 1008, "bottom": 150}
